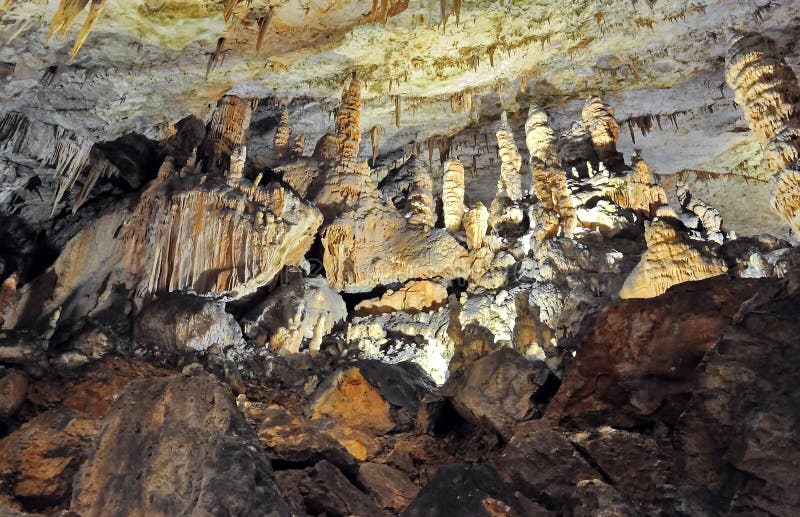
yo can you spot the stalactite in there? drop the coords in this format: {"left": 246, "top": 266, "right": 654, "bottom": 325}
{"left": 47, "top": 0, "right": 89, "bottom": 43}
{"left": 335, "top": 73, "right": 362, "bottom": 160}
{"left": 70, "top": 0, "right": 106, "bottom": 60}
{"left": 442, "top": 158, "right": 465, "bottom": 233}
{"left": 256, "top": 9, "right": 274, "bottom": 53}
{"left": 273, "top": 108, "right": 292, "bottom": 158}
{"left": 291, "top": 134, "right": 306, "bottom": 158}
{"left": 464, "top": 202, "right": 488, "bottom": 250}
{"left": 370, "top": 125, "right": 383, "bottom": 165}
{"left": 437, "top": 136, "right": 451, "bottom": 165}
{"left": 495, "top": 111, "right": 523, "bottom": 202}
{"left": 206, "top": 38, "right": 226, "bottom": 79}
{"left": 453, "top": 0, "right": 462, "bottom": 25}
{"left": 224, "top": 0, "right": 241, "bottom": 23}
{"left": 393, "top": 95, "right": 402, "bottom": 128}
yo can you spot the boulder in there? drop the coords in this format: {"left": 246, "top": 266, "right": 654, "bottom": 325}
{"left": 357, "top": 462, "right": 419, "bottom": 512}
{"left": 443, "top": 348, "right": 553, "bottom": 438}
{"left": 310, "top": 360, "right": 435, "bottom": 434}
{"left": 547, "top": 276, "right": 778, "bottom": 428}
{"left": 0, "top": 409, "right": 98, "bottom": 511}
{"left": 0, "top": 369, "right": 28, "bottom": 419}
{"left": 134, "top": 293, "right": 245, "bottom": 354}
{"left": 70, "top": 374, "right": 289, "bottom": 516}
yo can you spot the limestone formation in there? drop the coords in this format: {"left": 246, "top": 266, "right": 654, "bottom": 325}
{"left": 291, "top": 133, "right": 306, "bottom": 158}
{"left": 313, "top": 131, "right": 339, "bottom": 162}
{"left": 354, "top": 280, "right": 448, "bottom": 315}
{"left": 200, "top": 96, "right": 253, "bottom": 175}
{"left": 771, "top": 167, "right": 800, "bottom": 236}
{"left": 442, "top": 158, "right": 466, "bottom": 233}
{"left": 406, "top": 165, "right": 435, "bottom": 227}
{"left": 619, "top": 220, "right": 728, "bottom": 299}
{"left": 677, "top": 182, "right": 723, "bottom": 234}
{"left": 581, "top": 97, "right": 622, "bottom": 165}
{"left": 335, "top": 74, "right": 362, "bottom": 160}
{"left": 241, "top": 277, "right": 347, "bottom": 354}
{"left": 525, "top": 105, "right": 555, "bottom": 163}
{"left": 273, "top": 108, "right": 292, "bottom": 158}
{"left": 617, "top": 157, "right": 668, "bottom": 217}
{"left": 464, "top": 202, "right": 489, "bottom": 250}
{"left": 495, "top": 112, "right": 523, "bottom": 202}
{"left": 531, "top": 161, "right": 576, "bottom": 239}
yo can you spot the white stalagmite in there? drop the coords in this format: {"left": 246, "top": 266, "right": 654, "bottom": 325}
{"left": 464, "top": 202, "right": 489, "bottom": 250}
{"left": 442, "top": 158, "right": 465, "bottom": 233}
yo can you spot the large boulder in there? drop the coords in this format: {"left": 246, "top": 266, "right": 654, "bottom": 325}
{"left": 134, "top": 293, "right": 245, "bottom": 355}
{"left": 546, "top": 276, "right": 777, "bottom": 428}
{"left": 442, "top": 348, "right": 554, "bottom": 439}
{"left": 69, "top": 374, "right": 290, "bottom": 516}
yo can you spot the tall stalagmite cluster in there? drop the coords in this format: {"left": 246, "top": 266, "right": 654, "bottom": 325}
{"left": 726, "top": 31, "right": 800, "bottom": 236}
{"left": 335, "top": 74, "right": 362, "bottom": 160}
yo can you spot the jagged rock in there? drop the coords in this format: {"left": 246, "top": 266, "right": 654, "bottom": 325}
{"left": 678, "top": 182, "right": 723, "bottom": 234}
{"left": 619, "top": 219, "right": 727, "bottom": 299}
{"left": 0, "top": 409, "right": 99, "bottom": 510}
{"left": 557, "top": 121, "right": 598, "bottom": 173}
{"left": 495, "top": 112, "right": 523, "bottom": 202}
{"left": 134, "top": 293, "right": 245, "bottom": 355}
{"left": 492, "top": 421, "right": 606, "bottom": 513}
{"left": 674, "top": 278, "right": 800, "bottom": 515}
{"left": 276, "top": 460, "right": 387, "bottom": 517}
{"left": 525, "top": 105, "right": 555, "bottom": 163}
{"left": 357, "top": 462, "right": 419, "bottom": 513}
{"left": 0, "top": 369, "right": 28, "bottom": 419}
{"left": 771, "top": 166, "right": 800, "bottom": 237}
{"left": 547, "top": 277, "right": 775, "bottom": 428}
{"left": 242, "top": 277, "right": 347, "bottom": 354}
{"left": 247, "top": 405, "right": 357, "bottom": 475}
{"left": 70, "top": 374, "right": 290, "bottom": 516}
{"left": 347, "top": 308, "right": 454, "bottom": 385}
{"left": 464, "top": 202, "right": 489, "bottom": 250}
{"left": 354, "top": 280, "right": 448, "bottom": 315}
{"left": 442, "top": 158, "right": 466, "bottom": 233}
{"left": 458, "top": 288, "right": 521, "bottom": 343}
{"left": 443, "top": 348, "right": 553, "bottom": 439}
{"left": 310, "top": 360, "right": 435, "bottom": 434}
{"left": 401, "top": 463, "right": 542, "bottom": 517}
{"left": 581, "top": 97, "right": 623, "bottom": 167}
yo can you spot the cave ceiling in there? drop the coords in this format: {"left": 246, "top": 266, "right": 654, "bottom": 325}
{"left": 0, "top": 0, "right": 799, "bottom": 184}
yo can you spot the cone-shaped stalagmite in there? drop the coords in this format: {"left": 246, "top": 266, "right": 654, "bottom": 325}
{"left": 495, "top": 111, "right": 523, "bottom": 202}
{"left": 525, "top": 105, "right": 555, "bottom": 163}
{"left": 407, "top": 167, "right": 435, "bottom": 227}
{"left": 442, "top": 158, "right": 465, "bottom": 233}
{"left": 581, "top": 97, "right": 623, "bottom": 166}
{"left": 464, "top": 202, "right": 488, "bottom": 250}
{"left": 274, "top": 108, "right": 292, "bottom": 158}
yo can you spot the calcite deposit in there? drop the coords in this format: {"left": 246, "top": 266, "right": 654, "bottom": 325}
{"left": 1, "top": 2, "right": 800, "bottom": 516}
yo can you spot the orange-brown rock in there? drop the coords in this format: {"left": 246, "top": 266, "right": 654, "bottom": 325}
{"left": 354, "top": 280, "right": 448, "bottom": 315}
{"left": 547, "top": 277, "right": 775, "bottom": 428}
{"left": 357, "top": 462, "right": 419, "bottom": 513}
{"left": 0, "top": 409, "right": 99, "bottom": 510}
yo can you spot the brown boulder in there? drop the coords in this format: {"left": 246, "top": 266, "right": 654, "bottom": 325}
{"left": 70, "top": 374, "right": 289, "bottom": 516}
{"left": 357, "top": 462, "right": 419, "bottom": 512}
{"left": 443, "top": 348, "right": 554, "bottom": 439}
{"left": 0, "top": 409, "right": 98, "bottom": 511}
{"left": 0, "top": 369, "right": 28, "bottom": 419}
{"left": 546, "top": 277, "right": 778, "bottom": 428}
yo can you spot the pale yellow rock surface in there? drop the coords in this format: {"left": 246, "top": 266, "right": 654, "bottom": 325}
{"left": 354, "top": 280, "right": 448, "bottom": 316}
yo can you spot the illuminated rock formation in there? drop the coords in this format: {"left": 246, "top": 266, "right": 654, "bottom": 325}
{"left": 242, "top": 277, "right": 347, "bottom": 354}
{"left": 677, "top": 183, "right": 723, "bottom": 234}
{"left": 406, "top": 166, "right": 435, "bottom": 227}
{"left": 464, "top": 202, "right": 489, "bottom": 250}
{"left": 495, "top": 112, "right": 523, "bottom": 202}
{"left": 620, "top": 220, "right": 728, "bottom": 299}
{"left": 273, "top": 108, "right": 292, "bottom": 158}
{"left": 200, "top": 96, "right": 253, "bottom": 175}
{"left": 531, "top": 161, "right": 576, "bottom": 240}
{"left": 336, "top": 74, "right": 362, "bottom": 160}
{"left": 291, "top": 134, "right": 306, "bottom": 158}
{"left": 581, "top": 97, "right": 623, "bottom": 166}
{"left": 48, "top": 0, "right": 108, "bottom": 60}
{"left": 618, "top": 157, "right": 668, "bottom": 218}
{"left": 313, "top": 132, "right": 339, "bottom": 163}
{"left": 726, "top": 31, "right": 800, "bottom": 237}
{"left": 354, "top": 280, "right": 448, "bottom": 316}
{"left": 525, "top": 105, "right": 555, "bottom": 163}
{"left": 442, "top": 158, "right": 466, "bottom": 233}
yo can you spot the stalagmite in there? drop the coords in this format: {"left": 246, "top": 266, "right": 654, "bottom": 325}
{"left": 620, "top": 219, "right": 728, "bottom": 299}
{"left": 726, "top": 31, "right": 800, "bottom": 237}
{"left": 407, "top": 166, "right": 435, "bottom": 227}
{"left": 336, "top": 73, "right": 362, "bottom": 160}
{"left": 291, "top": 134, "right": 306, "bottom": 158}
{"left": 525, "top": 105, "right": 555, "bottom": 163}
{"left": 200, "top": 96, "right": 252, "bottom": 175}
{"left": 0, "top": 273, "right": 17, "bottom": 327}
{"left": 273, "top": 108, "right": 291, "bottom": 158}
{"left": 677, "top": 183, "right": 723, "bottom": 234}
{"left": 495, "top": 111, "right": 523, "bottom": 202}
{"left": 464, "top": 202, "right": 488, "bottom": 250}
{"left": 581, "top": 97, "right": 623, "bottom": 166}
{"left": 228, "top": 145, "right": 246, "bottom": 182}
{"left": 442, "top": 158, "right": 465, "bottom": 233}
{"left": 615, "top": 156, "right": 667, "bottom": 218}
